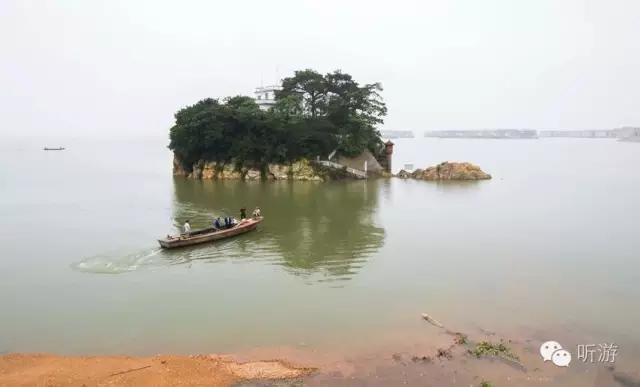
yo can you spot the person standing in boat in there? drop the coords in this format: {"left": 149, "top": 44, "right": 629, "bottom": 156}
{"left": 240, "top": 208, "right": 247, "bottom": 220}
{"left": 183, "top": 220, "right": 191, "bottom": 234}
{"left": 214, "top": 217, "right": 221, "bottom": 230}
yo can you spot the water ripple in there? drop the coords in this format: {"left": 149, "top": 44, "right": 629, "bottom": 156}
{"left": 71, "top": 248, "right": 163, "bottom": 274}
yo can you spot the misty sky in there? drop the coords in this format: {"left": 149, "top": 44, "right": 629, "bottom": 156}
{"left": 1, "top": 0, "right": 638, "bottom": 138}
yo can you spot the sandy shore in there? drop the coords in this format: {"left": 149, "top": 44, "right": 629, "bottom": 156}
{"left": 1, "top": 346, "right": 638, "bottom": 387}
{"left": 0, "top": 353, "right": 314, "bottom": 386}
{"left": 2, "top": 325, "right": 639, "bottom": 386}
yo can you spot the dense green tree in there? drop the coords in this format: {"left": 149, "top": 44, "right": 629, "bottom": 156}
{"left": 277, "top": 69, "right": 327, "bottom": 118}
{"left": 168, "top": 69, "right": 387, "bottom": 175}
{"left": 278, "top": 69, "right": 387, "bottom": 157}
{"left": 169, "top": 98, "right": 225, "bottom": 167}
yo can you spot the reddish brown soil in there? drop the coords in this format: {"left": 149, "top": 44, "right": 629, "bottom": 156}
{"left": 0, "top": 353, "right": 314, "bottom": 386}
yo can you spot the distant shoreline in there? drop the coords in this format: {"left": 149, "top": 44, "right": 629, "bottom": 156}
{"left": 420, "top": 127, "right": 639, "bottom": 139}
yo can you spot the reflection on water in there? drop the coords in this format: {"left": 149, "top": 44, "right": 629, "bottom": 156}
{"left": 168, "top": 178, "right": 385, "bottom": 281}
{"left": 72, "top": 178, "right": 386, "bottom": 282}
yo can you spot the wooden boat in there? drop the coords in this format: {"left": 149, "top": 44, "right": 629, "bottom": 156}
{"left": 43, "top": 147, "right": 65, "bottom": 151}
{"left": 158, "top": 216, "right": 263, "bottom": 249}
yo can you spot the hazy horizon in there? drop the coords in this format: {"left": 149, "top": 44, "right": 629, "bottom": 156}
{"left": 1, "top": 0, "right": 639, "bottom": 138}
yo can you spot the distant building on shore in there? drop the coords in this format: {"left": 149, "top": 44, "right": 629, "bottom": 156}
{"left": 254, "top": 85, "right": 281, "bottom": 111}
{"left": 422, "top": 128, "right": 640, "bottom": 140}
{"left": 424, "top": 129, "right": 538, "bottom": 139}
{"left": 539, "top": 130, "right": 616, "bottom": 138}
{"left": 615, "top": 127, "right": 640, "bottom": 142}
{"left": 540, "top": 127, "right": 640, "bottom": 140}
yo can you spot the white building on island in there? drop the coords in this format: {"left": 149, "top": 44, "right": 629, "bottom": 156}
{"left": 254, "top": 84, "right": 281, "bottom": 111}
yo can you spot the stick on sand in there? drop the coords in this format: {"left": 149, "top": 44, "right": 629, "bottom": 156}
{"left": 421, "top": 313, "right": 444, "bottom": 328}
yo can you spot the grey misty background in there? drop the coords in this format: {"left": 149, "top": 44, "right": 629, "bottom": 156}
{"left": 1, "top": 0, "right": 639, "bottom": 139}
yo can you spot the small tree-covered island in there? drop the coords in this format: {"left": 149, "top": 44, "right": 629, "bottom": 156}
{"left": 169, "top": 69, "right": 392, "bottom": 181}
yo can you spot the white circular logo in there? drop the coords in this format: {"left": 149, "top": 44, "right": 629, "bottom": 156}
{"left": 551, "top": 349, "right": 572, "bottom": 367}
{"left": 540, "top": 341, "right": 563, "bottom": 362}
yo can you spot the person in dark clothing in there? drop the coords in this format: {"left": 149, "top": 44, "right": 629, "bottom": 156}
{"left": 240, "top": 208, "right": 247, "bottom": 220}
{"left": 214, "top": 217, "right": 221, "bottom": 229}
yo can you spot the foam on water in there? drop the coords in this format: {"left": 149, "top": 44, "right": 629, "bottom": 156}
{"left": 71, "top": 247, "right": 163, "bottom": 274}
{"left": 70, "top": 238, "right": 250, "bottom": 274}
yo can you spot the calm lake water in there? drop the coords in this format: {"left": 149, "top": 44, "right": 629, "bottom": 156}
{"left": 1, "top": 137, "right": 639, "bottom": 369}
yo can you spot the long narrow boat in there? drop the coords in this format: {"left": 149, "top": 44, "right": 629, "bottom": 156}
{"left": 43, "top": 147, "right": 65, "bottom": 151}
{"left": 158, "top": 216, "right": 263, "bottom": 249}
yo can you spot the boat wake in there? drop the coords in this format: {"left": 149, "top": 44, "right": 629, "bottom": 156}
{"left": 71, "top": 248, "right": 163, "bottom": 274}
{"left": 70, "top": 242, "right": 236, "bottom": 274}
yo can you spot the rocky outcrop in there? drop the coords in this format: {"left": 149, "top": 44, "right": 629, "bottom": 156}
{"left": 173, "top": 155, "right": 190, "bottom": 177}
{"left": 284, "top": 160, "right": 324, "bottom": 181}
{"left": 173, "top": 155, "right": 325, "bottom": 181}
{"left": 397, "top": 162, "right": 491, "bottom": 180}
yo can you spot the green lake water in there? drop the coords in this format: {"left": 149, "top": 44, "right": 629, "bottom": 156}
{"left": 1, "top": 137, "right": 639, "bottom": 368}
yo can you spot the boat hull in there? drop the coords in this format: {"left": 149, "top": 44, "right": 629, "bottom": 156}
{"left": 158, "top": 217, "right": 263, "bottom": 249}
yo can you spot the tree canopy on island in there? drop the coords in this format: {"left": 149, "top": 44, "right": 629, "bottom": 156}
{"left": 169, "top": 69, "right": 387, "bottom": 173}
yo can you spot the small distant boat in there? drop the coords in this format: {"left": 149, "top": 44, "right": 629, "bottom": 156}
{"left": 158, "top": 216, "right": 263, "bottom": 249}
{"left": 43, "top": 147, "right": 65, "bottom": 151}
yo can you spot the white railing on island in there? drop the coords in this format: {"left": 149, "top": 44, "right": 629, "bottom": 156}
{"left": 315, "top": 160, "right": 367, "bottom": 179}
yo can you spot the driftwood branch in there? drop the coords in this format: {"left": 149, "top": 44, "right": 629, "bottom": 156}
{"left": 421, "top": 313, "right": 444, "bottom": 328}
